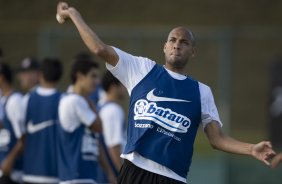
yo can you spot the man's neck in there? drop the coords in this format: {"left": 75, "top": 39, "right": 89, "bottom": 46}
{"left": 1, "top": 83, "right": 13, "bottom": 97}
{"left": 73, "top": 84, "right": 88, "bottom": 97}
{"left": 164, "top": 64, "right": 186, "bottom": 75}
{"left": 105, "top": 92, "right": 118, "bottom": 103}
{"left": 40, "top": 80, "right": 57, "bottom": 89}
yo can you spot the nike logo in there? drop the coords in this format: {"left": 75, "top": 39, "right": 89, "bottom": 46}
{"left": 146, "top": 89, "right": 191, "bottom": 102}
{"left": 27, "top": 120, "right": 54, "bottom": 134}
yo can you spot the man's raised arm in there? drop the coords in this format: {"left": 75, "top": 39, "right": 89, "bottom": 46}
{"left": 56, "top": 2, "right": 119, "bottom": 66}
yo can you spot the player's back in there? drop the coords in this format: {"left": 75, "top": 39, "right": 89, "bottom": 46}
{"left": 57, "top": 93, "right": 100, "bottom": 183}
{"left": 23, "top": 87, "right": 61, "bottom": 183}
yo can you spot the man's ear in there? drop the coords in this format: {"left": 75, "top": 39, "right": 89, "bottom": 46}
{"left": 192, "top": 47, "right": 196, "bottom": 57}
{"left": 76, "top": 72, "right": 84, "bottom": 81}
{"left": 163, "top": 42, "right": 167, "bottom": 53}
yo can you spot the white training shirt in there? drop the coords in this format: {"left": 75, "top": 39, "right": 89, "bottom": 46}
{"left": 0, "top": 92, "right": 23, "bottom": 139}
{"left": 98, "top": 100, "right": 126, "bottom": 149}
{"left": 106, "top": 47, "right": 222, "bottom": 183}
{"left": 59, "top": 93, "right": 97, "bottom": 132}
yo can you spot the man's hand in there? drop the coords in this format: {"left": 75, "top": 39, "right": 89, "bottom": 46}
{"left": 55, "top": 1, "right": 119, "bottom": 65}
{"left": 57, "top": 2, "right": 72, "bottom": 22}
{"left": 251, "top": 141, "right": 276, "bottom": 165}
{"left": 271, "top": 153, "right": 282, "bottom": 168}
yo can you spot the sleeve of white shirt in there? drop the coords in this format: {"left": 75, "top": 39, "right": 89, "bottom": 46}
{"left": 199, "top": 83, "right": 222, "bottom": 129}
{"left": 74, "top": 96, "right": 97, "bottom": 127}
{"left": 6, "top": 93, "right": 24, "bottom": 139}
{"left": 59, "top": 95, "right": 97, "bottom": 132}
{"left": 99, "top": 103, "right": 125, "bottom": 147}
{"left": 106, "top": 47, "right": 156, "bottom": 95}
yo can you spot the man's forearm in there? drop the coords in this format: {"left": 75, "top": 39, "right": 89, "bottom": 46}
{"left": 68, "top": 9, "right": 105, "bottom": 55}
{"left": 205, "top": 122, "right": 253, "bottom": 155}
{"left": 205, "top": 122, "right": 275, "bottom": 165}
{"left": 210, "top": 134, "right": 253, "bottom": 155}
{"left": 109, "top": 145, "right": 122, "bottom": 170}
{"left": 1, "top": 138, "right": 24, "bottom": 175}
{"left": 67, "top": 8, "right": 118, "bottom": 65}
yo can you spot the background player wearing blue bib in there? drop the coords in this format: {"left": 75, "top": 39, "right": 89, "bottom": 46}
{"left": 56, "top": 2, "right": 276, "bottom": 183}
{"left": 21, "top": 58, "right": 63, "bottom": 184}
{"left": 57, "top": 56, "right": 116, "bottom": 184}
{"left": 0, "top": 63, "right": 23, "bottom": 184}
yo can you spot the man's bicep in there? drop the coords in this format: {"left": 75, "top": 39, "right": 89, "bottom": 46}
{"left": 104, "top": 45, "right": 119, "bottom": 66}
{"left": 204, "top": 121, "right": 225, "bottom": 147}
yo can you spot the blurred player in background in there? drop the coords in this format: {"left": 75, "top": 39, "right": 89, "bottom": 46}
{"left": 0, "top": 63, "right": 23, "bottom": 184}
{"left": 21, "top": 58, "right": 63, "bottom": 184}
{"left": 0, "top": 48, "right": 4, "bottom": 119}
{"left": 56, "top": 2, "right": 276, "bottom": 184}
{"left": 17, "top": 57, "right": 40, "bottom": 93}
{"left": 271, "top": 152, "right": 282, "bottom": 168}
{"left": 57, "top": 56, "right": 116, "bottom": 184}
{"left": 76, "top": 52, "right": 105, "bottom": 104}
{"left": 67, "top": 52, "right": 105, "bottom": 104}
{"left": 99, "top": 71, "right": 126, "bottom": 172}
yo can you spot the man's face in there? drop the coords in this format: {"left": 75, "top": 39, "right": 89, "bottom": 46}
{"left": 164, "top": 27, "right": 195, "bottom": 69}
{"left": 78, "top": 68, "right": 99, "bottom": 95}
{"left": 18, "top": 70, "right": 39, "bottom": 91}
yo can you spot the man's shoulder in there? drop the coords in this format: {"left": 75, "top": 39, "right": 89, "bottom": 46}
{"left": 197, "top": 81, "right": 212, "bottom": 97}
{"left": 7, "top": 92, "right": 23, "bottom": 105}
{"left": 60, "top": 93, "right": 85, "bottom": 106}
{"left": 100, "top": 101, "right": 123, "bottom": 113}
{"left": 198, "top": 81, "right": 210, "bottom": 90}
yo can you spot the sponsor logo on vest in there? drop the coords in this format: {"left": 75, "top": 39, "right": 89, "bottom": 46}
{"left": 27, "top": 120, "right": 54, "bottom": 134}
{"left": 81, "top": 129, "right": 99, "bottom": 161}
{"left": 134, "top": 99, "right": 191, "bottom": 133}
{"left": 134, "top": 122, "right": 154, "bottom": 129}
{"left": 146, "top": 88, "right": 191, "bottom": 102}
{"left": 157, "top": 127, "right": 181, "bottom": 141}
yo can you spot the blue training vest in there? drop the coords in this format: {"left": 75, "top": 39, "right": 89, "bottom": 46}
{"left": 23, "top": 89, "right": 61, "bottom": 178}
{"left": 0, "top": 92, "right": 23, "bottom": 172}
{"left": 57, "top": 94, "right": 100, "bottom": 182}
{"left": 123, "top": 64, "right": 201, "bottom": 178}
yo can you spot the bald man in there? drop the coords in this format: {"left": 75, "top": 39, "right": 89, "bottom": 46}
{"left": 56, "top": 2, "right": 275, "bottom": 184}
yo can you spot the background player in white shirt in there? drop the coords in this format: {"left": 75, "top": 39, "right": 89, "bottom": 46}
{"left": 58, "top": 56, "right": 116, "bottom": 184}
{"left": 99, "top": 71, "right": 127, "bottom": 171}
{"left": 0, "top": 63, "right": 23, "bottom": 184}
{"left": 56, "top": 2, "right": 276, "bottom": 183}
